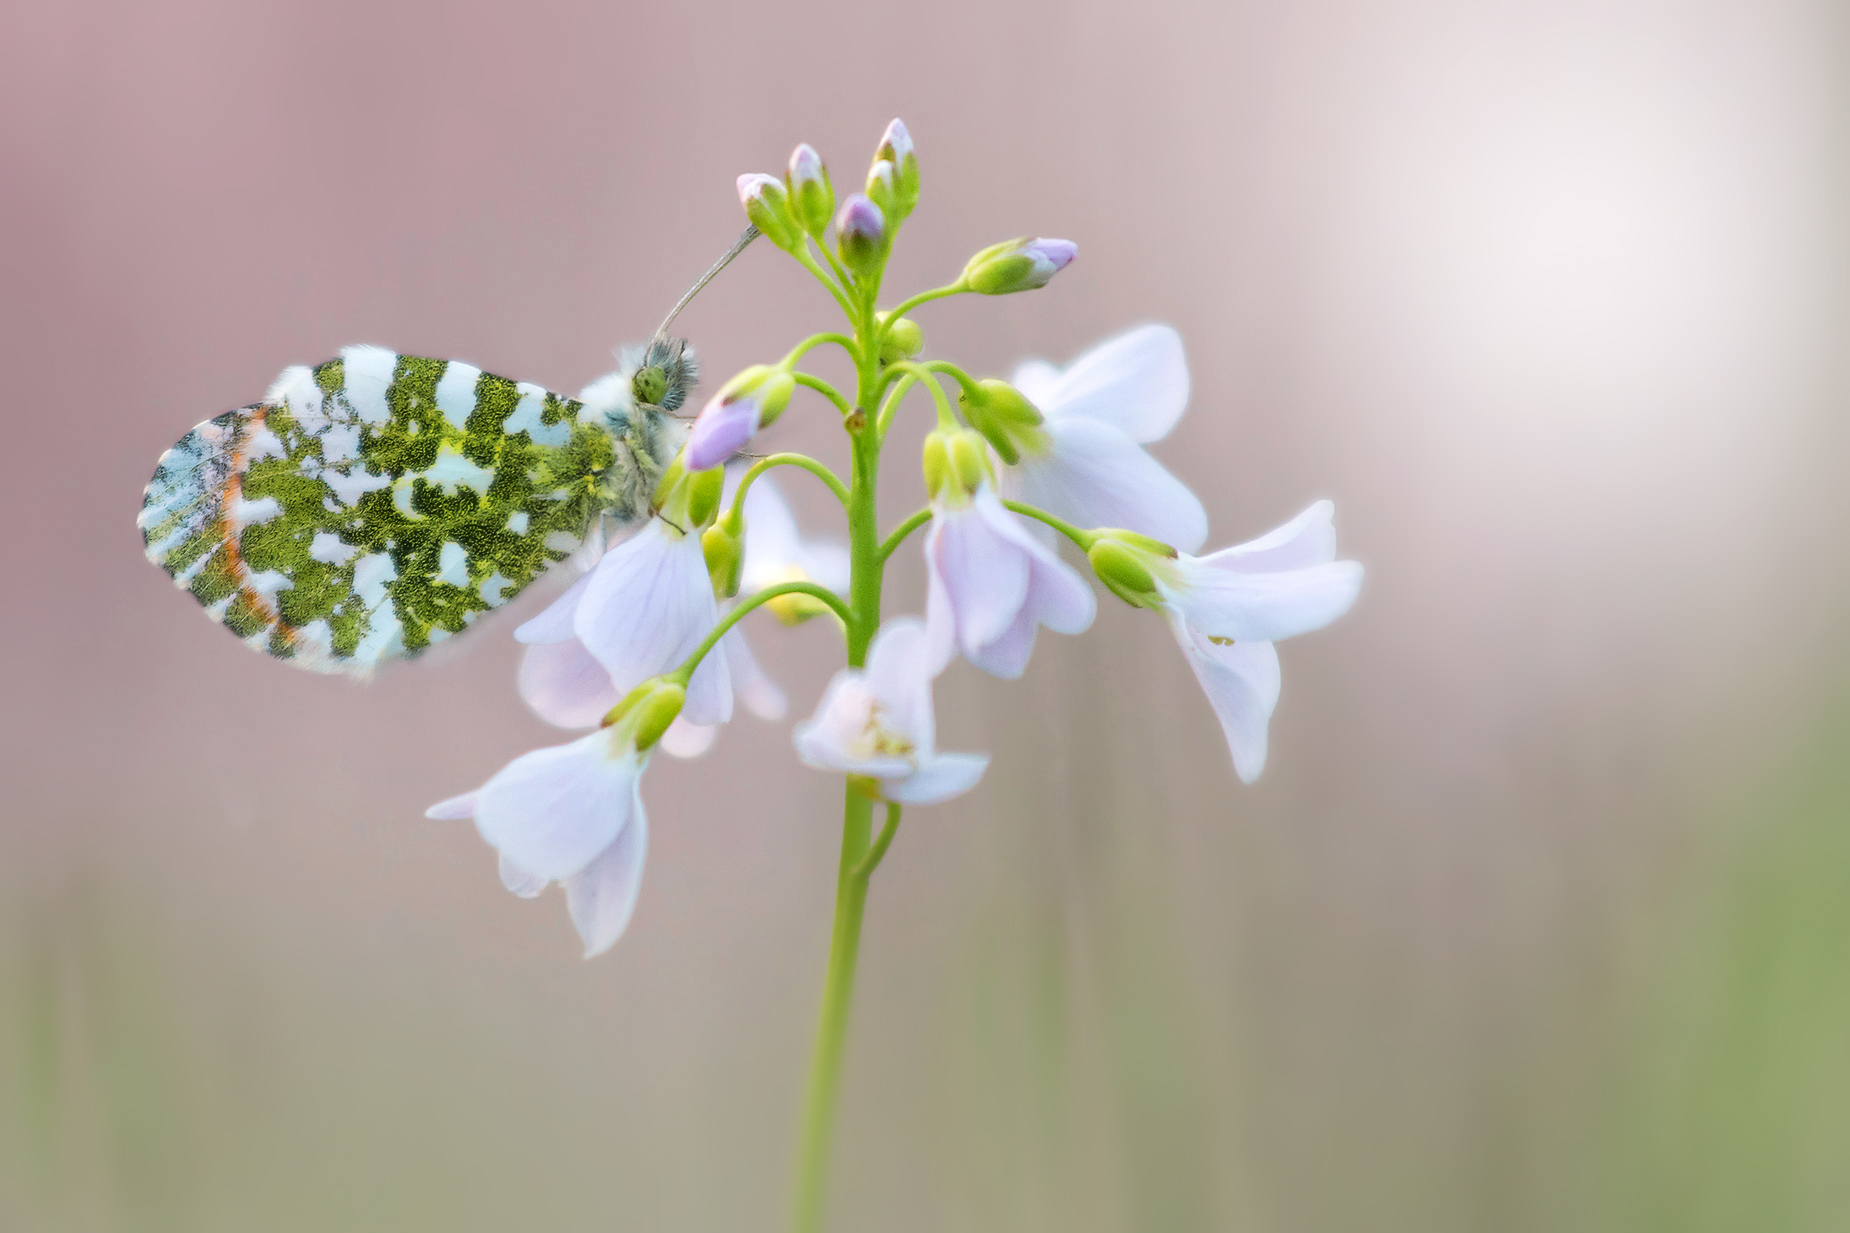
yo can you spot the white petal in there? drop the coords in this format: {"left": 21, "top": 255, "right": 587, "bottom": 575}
{"left": 792, "top": 672, "right": 915, "bottom": 778}
{"left": 964, "top": 600, "right": 1041, "bottom": 679}
{"left": 473, "top": 730, "right": 642, "bottom": 881}
{"left": 926, "top": 503, "right": 1030, "bottom": 657}
{"left": 1010, "top": 358, "right": 1062, "bottom": 406}
{"left": 883, "top": 752, "right": 990, "bottom": 804}
{"left": 723, "top": 627, "right": 787, "bottom": 720}
{"left": 740, "top": 472, "right": 803, "bottom": 573}
{"left": 955, "top": 490, "right": 1098, "bottom": 678}
{"left": 1170, "top": 619, "right": 1281, "bottom": 783}
{"left": 1170, "top": 559, "right": 1363, "bottom": 644}
{"left": 797, "top": 540, "right": 852, "bottom": 593}
{"left": 564, "top": 798, "right": 648, "bottom": 958}
{"left": 513, "top": 570, "right": 591, "bottom": 644}
{"left": 1011, "top": 417, "right": 1208, "bottom": 552}
{"left": 658, "top": 718, "right": 717, "bottom": 759}
{"left": 1034, "top": 324, "right": 1189, "bottom": 443}
{"left": 424, "top": 790, "right": 479, "bottom": 821}
{"left": 1199, "top": 501, "right": 1337, "bottom": 572}
{"left": 574, "top": 522, "right": 733, "bottom": 726}
{"left": 518, "top": 638, "right": 619, "bottom": 729}
{"left": 498, "top": 853, "right": 549, "bottom": 898}
{"left": 863, "top": 617, "right": 936, "bottom": 755}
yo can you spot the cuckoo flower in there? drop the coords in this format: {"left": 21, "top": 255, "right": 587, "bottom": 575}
{"left": 794, "top": 617, "right": 988, "bottom": 805}
{"left": 996, "top": 324, "right": 1209, "bottom": 553}
{"left": 516, "top": 517, "right": 732, "bottom": 727}
{"left": 425, "top": 679, "right": 683, "bottom": 957}
{"left": 920, "top": 428, "right": 1095, "bottom": 678}
{"left": 1091, "top": 501, "right": 1362, "bottom": 782}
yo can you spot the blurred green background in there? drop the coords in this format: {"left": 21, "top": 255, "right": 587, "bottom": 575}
{"left": 2, "top": 0, "right": 1846, "bottom": 1228}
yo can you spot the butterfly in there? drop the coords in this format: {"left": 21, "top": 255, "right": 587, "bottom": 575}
{"left": 138, "top": 229, "right": 756, "bottom": 675}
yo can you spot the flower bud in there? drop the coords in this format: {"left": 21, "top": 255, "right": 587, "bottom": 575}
{"left": 961, "top": 237, "right": 1077, "bottom": 295}
{"left": 1086, "top": 530, "right": 1178, "bottom": 608}
{"left": 685, "top": 366, "right": 795, "bottom": 471}
{"left": 605, "top": 677, "right": 687, "bottom": 752}
{"left": 834, "top": 194, "right": 886, "bottom": 279}
{"left": 737, "top": 173, "right": 801, "bottom": 251}
{"left": 876, "top": 311, "right": 923, "bottom": 363}
{"left": 702, "top": 515, "right": 744, "bottom": 599}
{"left": 865, "top": 159, "right": 898, "bottom": 218}
{"left": 685, "top": 463, "right": 725, "bottom": 529}
{"left": 786, "top": 143, "right": 834, "bottom": 238}
{"left": 875, "top": 119, "right": 919, "bottom": 219}
{"left": 922, "top": 427, "right": 991, "bottom": 503}
{"left": 958, "top": 378, "right": 1046, "bottom": 466}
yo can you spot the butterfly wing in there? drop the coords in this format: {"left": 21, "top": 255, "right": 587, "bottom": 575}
{"left": 139, "top": 345, "right": 624, "bottom": 674}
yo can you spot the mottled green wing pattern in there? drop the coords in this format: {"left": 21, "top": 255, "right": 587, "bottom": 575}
{"left": 139, "top": 345, "right": 655, "bottom": 673}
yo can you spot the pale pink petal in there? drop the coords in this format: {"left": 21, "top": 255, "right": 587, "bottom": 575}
{"left": 883, "top": 753, "right": 989, "bottom": 804}
{"left": 1169, "top": 618, "right": 1282, "bottom": 783}
{"left": 1169, "top": 559, "right": 1363, "bottom": 644}
{"left": 1009, "top": 358, "right": 1062, "bottom": 406}
{"left": 862, "top": 617, "right": 936, "bottom": 756}
{"left": 498, "top": 853, "right": 549, "bottom": 899}
{"left": 724, "top": 628, "right": 787, "bottom": 720}
{"left": 513, "top": 571, "right": 592, "bottom": 644}
{"left": 1011, "top": 417, "right": 1208, "bottom": 552}
{"left": 518, "top": 638, "right": 619, "bottom": 729}
{"left": 1033, "top": 324, "right": 1189, "bottom": 443}
{"left": 926, "top": 502, "right": 1030, "bottom": 657}
{"left": 473, "top": 730, "right": 641, "bottom": 881}
{"left": 424, "top": 790, "right": 479, "bottom": 821}
{"left": 658, "top": 718, "right": 717, "bottom": 759}
{"left": 564, "top": 796, "right": 648, "bottom": 958}
{"left": 792, "top": 673, "right": 915, "bottom": 778}
{"left": 574, "top": 522, "right": 733, "bottom": 726}
{"left": 1198, "top": 501, "right": 1337, "bottom": 573}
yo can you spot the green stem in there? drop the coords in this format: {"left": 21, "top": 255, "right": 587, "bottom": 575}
{"left": 884, "top": 363, "right": 958, "bottom": 430}
{"left": 874, "top": 373, "right": 916, "bottom": 440}
{"left": 1002, "top": 498, "right": 1098, "bottom": 550}
{"left": 853, "top": 803, "right": 901, "bottom": 879}
{"left": 878, "top": 508, "right": 933, "bottom": 562}
{"left": 790, "top": 265, "right": 888, "bottom": 1233}
{"left": 793, "top": 247, "right": 857, "bottom": 318}
{"left": 884, "top": 282, "right": 966, "bottom": 323}
{"left": 671, "top": 581, "right": 851, "bottom": 685}
{"left": 790, "top": 785, "right": 875, "bottom": 1233}
{"left": 725, "top": 453, "right": 851, "bottom": 522}
{"left": 782, "top": 333, "right": 858, "bottom": 368}
{"left": 792, "top": 372, "right": 854, "bottom": 419}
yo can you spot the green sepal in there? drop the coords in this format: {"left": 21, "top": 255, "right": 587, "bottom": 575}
{"left": 703, "top": 516, "right": 745, "bottom": 599}
{"left": 959, "top": 379, "right": 1046, "bottom": 467}
{"left": 876, "top": 313, "right": 923, "bottom": 363}
{"left": 604, "top": 677, "right": 687, "bottom": 752}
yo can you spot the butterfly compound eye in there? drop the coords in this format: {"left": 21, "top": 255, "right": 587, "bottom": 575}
{"left": 632, "top": 365, "right": 670, "bottom": 407}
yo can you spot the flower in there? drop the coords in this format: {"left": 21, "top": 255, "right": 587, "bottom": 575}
{"left": 425, "top": 679, "right": 685, "bottom": 957}
{"left": 794, "top": 617, "right": 989, "bottom": 804}
{"left": 1094, "top": 501, "right": 1362, "bottom": 782}
{"left": 519, "top": 470, "right": 842, "bottom": 756}
{"left": 685, "top": 366, "right": 795, "bottom": 472}
{"left": 1004, "top": 323, "right": 1208, "bottom": 553}
{"left": 835, "top": 193, "right": 885, "bottom": 276}
{"left": 923, "top": 477, "right": 1096, "bottom": 679}
{"left": 961, "top": 237, "right": 1076, "bottom": 294}
{"left": 516, "top": 518, "right": 732, "bottom": 727}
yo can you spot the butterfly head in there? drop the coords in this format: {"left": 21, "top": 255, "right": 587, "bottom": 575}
{"left": 629, "top": 335, "right": 699, "bottom": 415}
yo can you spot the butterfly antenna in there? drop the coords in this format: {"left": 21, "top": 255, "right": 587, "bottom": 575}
{"left": 653, "top": 226, "right": 760, "bottom": 340}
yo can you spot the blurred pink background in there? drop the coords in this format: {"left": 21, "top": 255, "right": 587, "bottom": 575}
{"left": 3, "top": 0, "right": 1846, "bottom": 1229}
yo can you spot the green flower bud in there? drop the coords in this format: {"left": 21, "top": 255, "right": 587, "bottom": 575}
{"left": 875, "top": 119, "right": 919, "bottom": 220}
{"left": 866, "top": 158, "right": 898, "bottom": 218}
{"left": 958, "top": 378, "right": 1047, "bottom": 466}
{"left": 604, "top": 677, "right": 687, "bottom": 752}
{"left": 685, "top": 463, "right": 725, "bottom": 530}
{"left": 737, "top": 173, "right": 802, "bottom": 251}
{"left": 876, "top": 311, "right": 923, "bottom": 363}
{"left": 785, "top": 143, "right": 834, "bottom": 238}
{"left": 961, "top": 237, "right": 1078, "bottom": 295}
{"left": 702, "top": 516, "right": 744, "bottom": 599}
{"left": 923, "top": 427, "right": 991, "bottom": 503}
{"left": 1086, "top": 530, "right": 1179, "bottom": 608}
